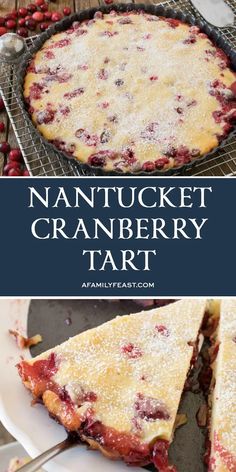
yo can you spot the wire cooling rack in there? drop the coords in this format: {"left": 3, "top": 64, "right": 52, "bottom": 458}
{"left": 0, "top": 0, "right": 236, "bottom": 176}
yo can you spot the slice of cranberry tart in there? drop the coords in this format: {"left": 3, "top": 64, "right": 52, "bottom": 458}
{"left": 208, "top": 299, "right": 236, "bottom": 472}
{"left": 23, "top": 9, "right": 236, "bottom": 173}
{"left": 17, "top": 299, "right": 206, "bottom": 470}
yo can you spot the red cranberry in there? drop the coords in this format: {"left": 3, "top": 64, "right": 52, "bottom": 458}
{"left": 6, "top": 19, "right": 16, "bottom": 29}
{"left": 35, "top": 0, "right": 45, "bottom": 5}
{"left": 150, "top": 75, "right": 158, "bottom": 81}
{"left": 121, "top": 343, "right": 143, "bottom": 359}
{"left": 0, "top": 142, "right": 10, "bottom": 154}
{"left": 18, "top": 7, "right": 28, "bottom": 18}
{"left": 0, "top": 26, "right": 7, "bottom": 36}
{"left": 8, "top": 168, "right": 23, "bottom": 176}
{"left": 4, "top": 12, "right": 16, "bottom": 21}
{"left": 0, "top": 122, "right": 5, "bottom": 132}
{"left": 27, "top": 3, "right": 37, "bottom": 13}
{"left": 23, "top": 169, "right": 30, "bottom": 176}
{"left": 51, "top": 12, "right": 63, "bottom": 22}
{"left": 44, "top": 11, "right": 52, "bottom": 20}
{"left": 0, "top": 17, "right": 5, "bottom": 26}
{"left": 89, "top": 153, "right": 106, "bottom": 167}
{"left": 155, "top": 325, "right": 170, "bottom": 337}
{"left": 3, "top": 161, "right": 21, "bottom": 175}
{"left": 0, "top": 98, "right": 5, "bottom": 111}
{"left": 152, "top": 440, "right": 174, "bottom": 471}
{"left": 17, "top": 27, "right": 28, "bottom": 37}
{"left": 37, "top": 109, "right": 55, "bottom": 124}
{"left": 40, "top": 22, "right": 50, "bottom": 31}
{"left": 32, "top": 11, "right": 44, "bottom": 22}
{"left": 155, "top": 157, "right": 169, "bottom": 169}
{"left": 8, "top": 148, "right": 22, "bottom": 162}
{"left": 63, "top": 7, "right": 71, "bottom": 16}
{"left": 142, "top": 161, "right": 155, "bottom": 172}
{"left": 25, "top": 18, "right": 37, "bottom": 30}
{"left": 135, "top": 394, "right": 170, "bottom": 421}
{"left": 18, "top": 18, "right": 26, "bottom": 26}
{"left": 25, "top": 15, "right": 32, "bottom": 21}
{"left": 104, "top": 0, "right": 114, "bottom": 3}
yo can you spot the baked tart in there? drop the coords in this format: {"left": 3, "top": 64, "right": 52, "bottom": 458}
{"left": 17, "top": 299, "right": 206, "bottom": 470}
{"left": 208, "top": 299, "right": 236, "bottom": 472}
{"left": 23, "top": 9, "right": 236, "bottom": 174}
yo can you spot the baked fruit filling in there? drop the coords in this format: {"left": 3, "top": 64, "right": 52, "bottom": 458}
{"left": 24, "top": 10, "right": 236, "bottom": 173}
{"left": 17, "top": 299, "right": 207, "bottom": 470}
{"left": 208, "top": 299, "right": 236, "bottom": 472}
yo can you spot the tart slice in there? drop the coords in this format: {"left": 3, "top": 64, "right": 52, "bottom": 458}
{"left": 17, "top": 299, "right": 207, "bottom": 471}
{"left": 208, "top": 299, "right": 236, "bottom": 471}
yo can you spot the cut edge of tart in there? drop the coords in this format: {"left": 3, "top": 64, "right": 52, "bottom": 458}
{"left": 23, "top": 9, "right": 236, "bottom": 174}
{"left": 208, "top": 299, "right": 236, "bottom": 472}
{"left": 17, "top": 299, "right": 207, "bottom": 471}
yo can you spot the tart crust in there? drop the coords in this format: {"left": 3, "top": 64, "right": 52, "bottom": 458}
{"left": 17, "top": 299, "right": 206, "bottom": 469}
{"left": 23, "top": 10, "right": 236, "bottom": 173}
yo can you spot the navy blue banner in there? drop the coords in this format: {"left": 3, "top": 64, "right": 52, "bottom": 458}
{"left": 0, "top": 177, "right": 235, "bottom": 296}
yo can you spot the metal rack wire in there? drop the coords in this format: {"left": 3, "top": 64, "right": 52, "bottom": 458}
{"left": 0, "top": 0, "right": 236, "bottom": 176}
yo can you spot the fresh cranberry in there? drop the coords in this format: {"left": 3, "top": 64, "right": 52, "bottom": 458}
{"left": 104, "top": 0, "right": 114, "bottom": 3}
{"left": 142, "top": 161, "right": 155, "bottom": 172}
{"left": 25, "top": 18, "right": 37, "bottom": 30}
{"left": 6, "top": 19, "right": 16, "bottom": 29}
{"left": 155, "top": 157, "right": 169, "bottom": 169}
{"left": 121, "top": 343, "right": 143, "bottom": 359}
{"left": 0, "top": 122, "right": 5, "bottom": 132}
{"left": 40, "top": 22, "right": 50, "bottom": 31}
{"left": 18, "top": 7, "right": 28, "bottom": 18}
{"left": 8, "top": 168, "right": 23, "bottom": 176}
{"left": 44, "top": 11, "right": 52, "bottom": 20}
{"left": 51, "top": 12, "right": 63, "bottom": 22}
{"left": 8, "top": 148, "right": 22, "bottom": 162}
{"left": 39, "top": 3, "right": 48, "bottom": 12}
{"left": 4, "top": 12, "right": 16, "bottom": 21}
{"left": 27, "top": 3, "right": 37, "bottom": 13}
{"left": 23, "top": 169, "right": 30, "bottom": 176}
{"left": 35, "top": 0, "right": 45, "bottom": 5}
{"left": 18, "top": 18, "right": 26, "bottom": 26}
{"left": 0, "top": 26, "right": 7, "bottom": 36}
{"left": 3, "top": 161, "right": 21, "bottom": 175}
{"left": 17, "top": 27, "right": 28, "bottom": 37}
{"left": 0, "top": 142, "right": 10, "bottom": 154}
{"left": 0, "top": 17, "right": 5, "bottom": 26}
{"left": 32, "top": 11, "right": 44, "bottom": 22}
{"left": 135, "top": 394, "right": 170, "bottom": 421}
{"left": 155, "top": 325, "right": 170, "bottom": 337}
{"left": 63, "top": 7, "right": 71, "bottom": 16}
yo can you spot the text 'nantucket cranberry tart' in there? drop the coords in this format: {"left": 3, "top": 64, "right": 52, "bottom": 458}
{"left": 23, "top": 9, "right": 236, "bottom": 174}
{"left": 17, "top": 299, "right": 206, "bottom": 470}
{"left": 208, "top": 299, "right": 236, "bottom": 472}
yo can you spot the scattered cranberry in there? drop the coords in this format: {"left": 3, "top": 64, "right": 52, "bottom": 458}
{"left": 4, "top": 161, "right": 21, "bottom": 173}
{"left": 35, "top": 0, "right": 45, "bottom": 6}
{"left": 51, "top": 12, "right": 63, "bottom": 22}
{"left": 0, "top": 98, "right": 5, "bottom": 111}
{"left": 0, "top": 142, "right": 10, "bottom": 154}
{"left": 8, "top": 168, "right": 23, "bottom": 176}
{"left": 155, "top": 157, "right": 169, "bottom": 169}
{"left": 18, "top": 7, "right": 28, "bottom": 18}
{"left": 155, "top": 325, "right": 170, "bottom": 337}
{"left": 40, "top": 22, "right": 50, "bottom": 31}
{"left": 44, "top": 11, "right": 52, "bottom": 20}
{"left": 89, "top": 153, "right": 105, "bottom": 167}
{"left": 18, "top": 18, "right": 26, "bottom": 26}
{"left": 135, "top": 393, "right": 170, "bottom": 421}
{"left": 32, "top": 11, "right": 44, "bottom": 22}
{"left": 23, "top": 169, "right": 30, "bottom": 176}
{"left": 0, "top": 26, "right": 7, "bottom": 36}
{"left": 0, "top": 122, "right": 5, "bottom": 132}
{"left": 6, "top": 20, "right": 16, "bottom": 29}
{"left": 27, "top": 3, "right": 37, "bottom": 13}
{"left": 39, "top": 3, "right": 48, "bottom": 12}
{"left": 25, "top": 18, "right": 37, "bottom": 30}
{"left": 17, "top": 27, "right": 28, "bottom": 37}
{"left": 121, "top": 343, "right": 143, "bottom": 359}
{"left": 63, "top": 7, "right": 71, "bottom": 16}
{"left": 142, "top": 161, "right": 155, "bottom": 172}
{"left": 150, "top": 75, "right": 158, "bottom": 81}
{"left": 8, "top": 148, "right": 22, "bottom": 162}
{"left": 0, "top": 17, "right": 5, "bottom": 26}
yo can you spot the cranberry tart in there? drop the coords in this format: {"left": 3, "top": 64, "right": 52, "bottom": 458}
{"left": 208, "top": 299, "right": 236, "bottom": 472}
{"left": 23, "top": 9, "right": 236, "bottom": 173}
{"left": 17, "top": 299, "right": 206, "bottom": 470}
